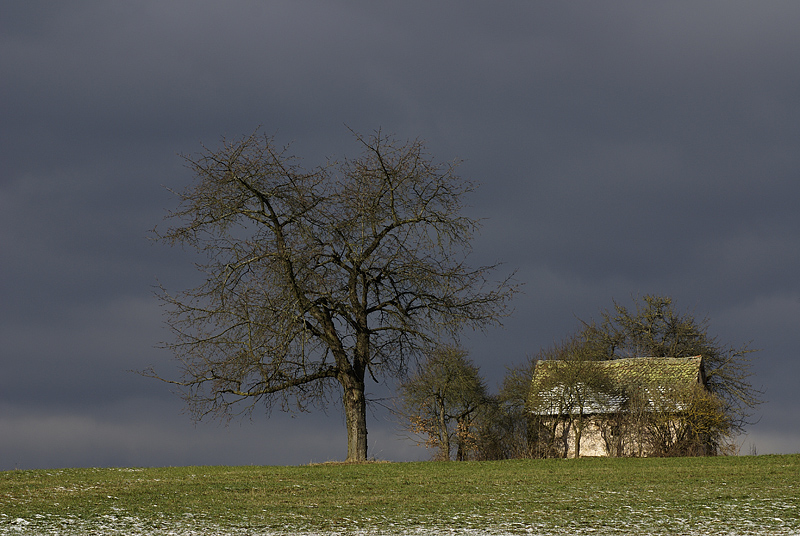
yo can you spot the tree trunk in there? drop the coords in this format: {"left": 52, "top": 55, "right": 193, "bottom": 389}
{"left": 438, "top": 398, "right": 450, "bottom": 461}
{"left": 561, "top": 421, "right": 571, "bottom": 458}
{"left": 573, "top": 419, "right": 583, "bottom": 458}
{"left": 343, "top": 378, "right": 368, "bottom": 462}
{"left": 455, "top": 416, "right": 465, "bottom": 461}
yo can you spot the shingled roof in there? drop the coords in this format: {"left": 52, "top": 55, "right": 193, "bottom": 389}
{"left": 528, "top": 356, "right": 706, "bottom": 416}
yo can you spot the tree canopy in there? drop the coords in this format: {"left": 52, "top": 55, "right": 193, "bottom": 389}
{"left": 149, "top": 129, "right": 516, "bottom": 461}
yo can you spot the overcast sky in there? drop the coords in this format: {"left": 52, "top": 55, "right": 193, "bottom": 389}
{"left": 2, "top": 1, "right": 799, "bottom": 470}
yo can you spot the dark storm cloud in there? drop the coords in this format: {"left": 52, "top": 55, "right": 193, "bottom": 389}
{"left": 1, "top": 1, "right": 798, "bottom": 469}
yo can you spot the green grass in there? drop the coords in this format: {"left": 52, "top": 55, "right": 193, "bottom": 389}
{"left": 1, "top": 455, "right": 799, "bottom": 534}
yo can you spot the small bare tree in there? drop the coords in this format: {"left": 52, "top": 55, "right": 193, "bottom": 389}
{"left": 148, "top": 130, "right": 516, "bottom": 462}
{"left": 583, "top": 295, "right": 762, "bottom": 443}
{"left": 398, "top": 346, "right": 488, "bottom": 461}
{"left": 527, "top": 336, "right": 616, "bottom": 458}
{"left": 635, "top": 381, "right": 733, "bottom": 457}
{"left": 479, "top": 358, "right": 539, "bottom": 459}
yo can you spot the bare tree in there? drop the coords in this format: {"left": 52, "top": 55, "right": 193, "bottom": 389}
{"left": 397, "top": 345, "right": 489, "bottom": 461}
{"left": 583, "top": 295, "right": 762, "bottom": 438}
{"left": 477, "top": 358, "right": 539, "bottom": 460}
{"left": 528, "top": 336, "right": 616, "bottom": 458}
{"left": 148, "top": 130, "right": 516, "bottom": 462}
{"left": 629, "top": 380, "right": 734, "bottom": 457}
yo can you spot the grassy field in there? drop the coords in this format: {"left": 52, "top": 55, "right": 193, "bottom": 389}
{"left": 1, "top": 455, "right": 798, "bottom": 535}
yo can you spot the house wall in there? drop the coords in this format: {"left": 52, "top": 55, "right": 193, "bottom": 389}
{"left": 577, "top": 420, "right": 608, "bottom": 457}
{"left": 545, "top": 416, "right": 678, "bottom": 458}
{"left": 554, "top": 419, "right": 608, "bottom": 458}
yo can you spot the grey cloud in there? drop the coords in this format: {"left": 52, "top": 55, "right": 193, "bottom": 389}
{"left": 1, "top": 1, "right": 798, "bottom": 468}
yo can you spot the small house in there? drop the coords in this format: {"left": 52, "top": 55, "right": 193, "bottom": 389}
{"left": 527, "top": 356, "right": 709, "bottom": 457}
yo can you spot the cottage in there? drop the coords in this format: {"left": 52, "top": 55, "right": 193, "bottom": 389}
{"left": 527, "top": 356, "right": 711, "bottom": 457}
